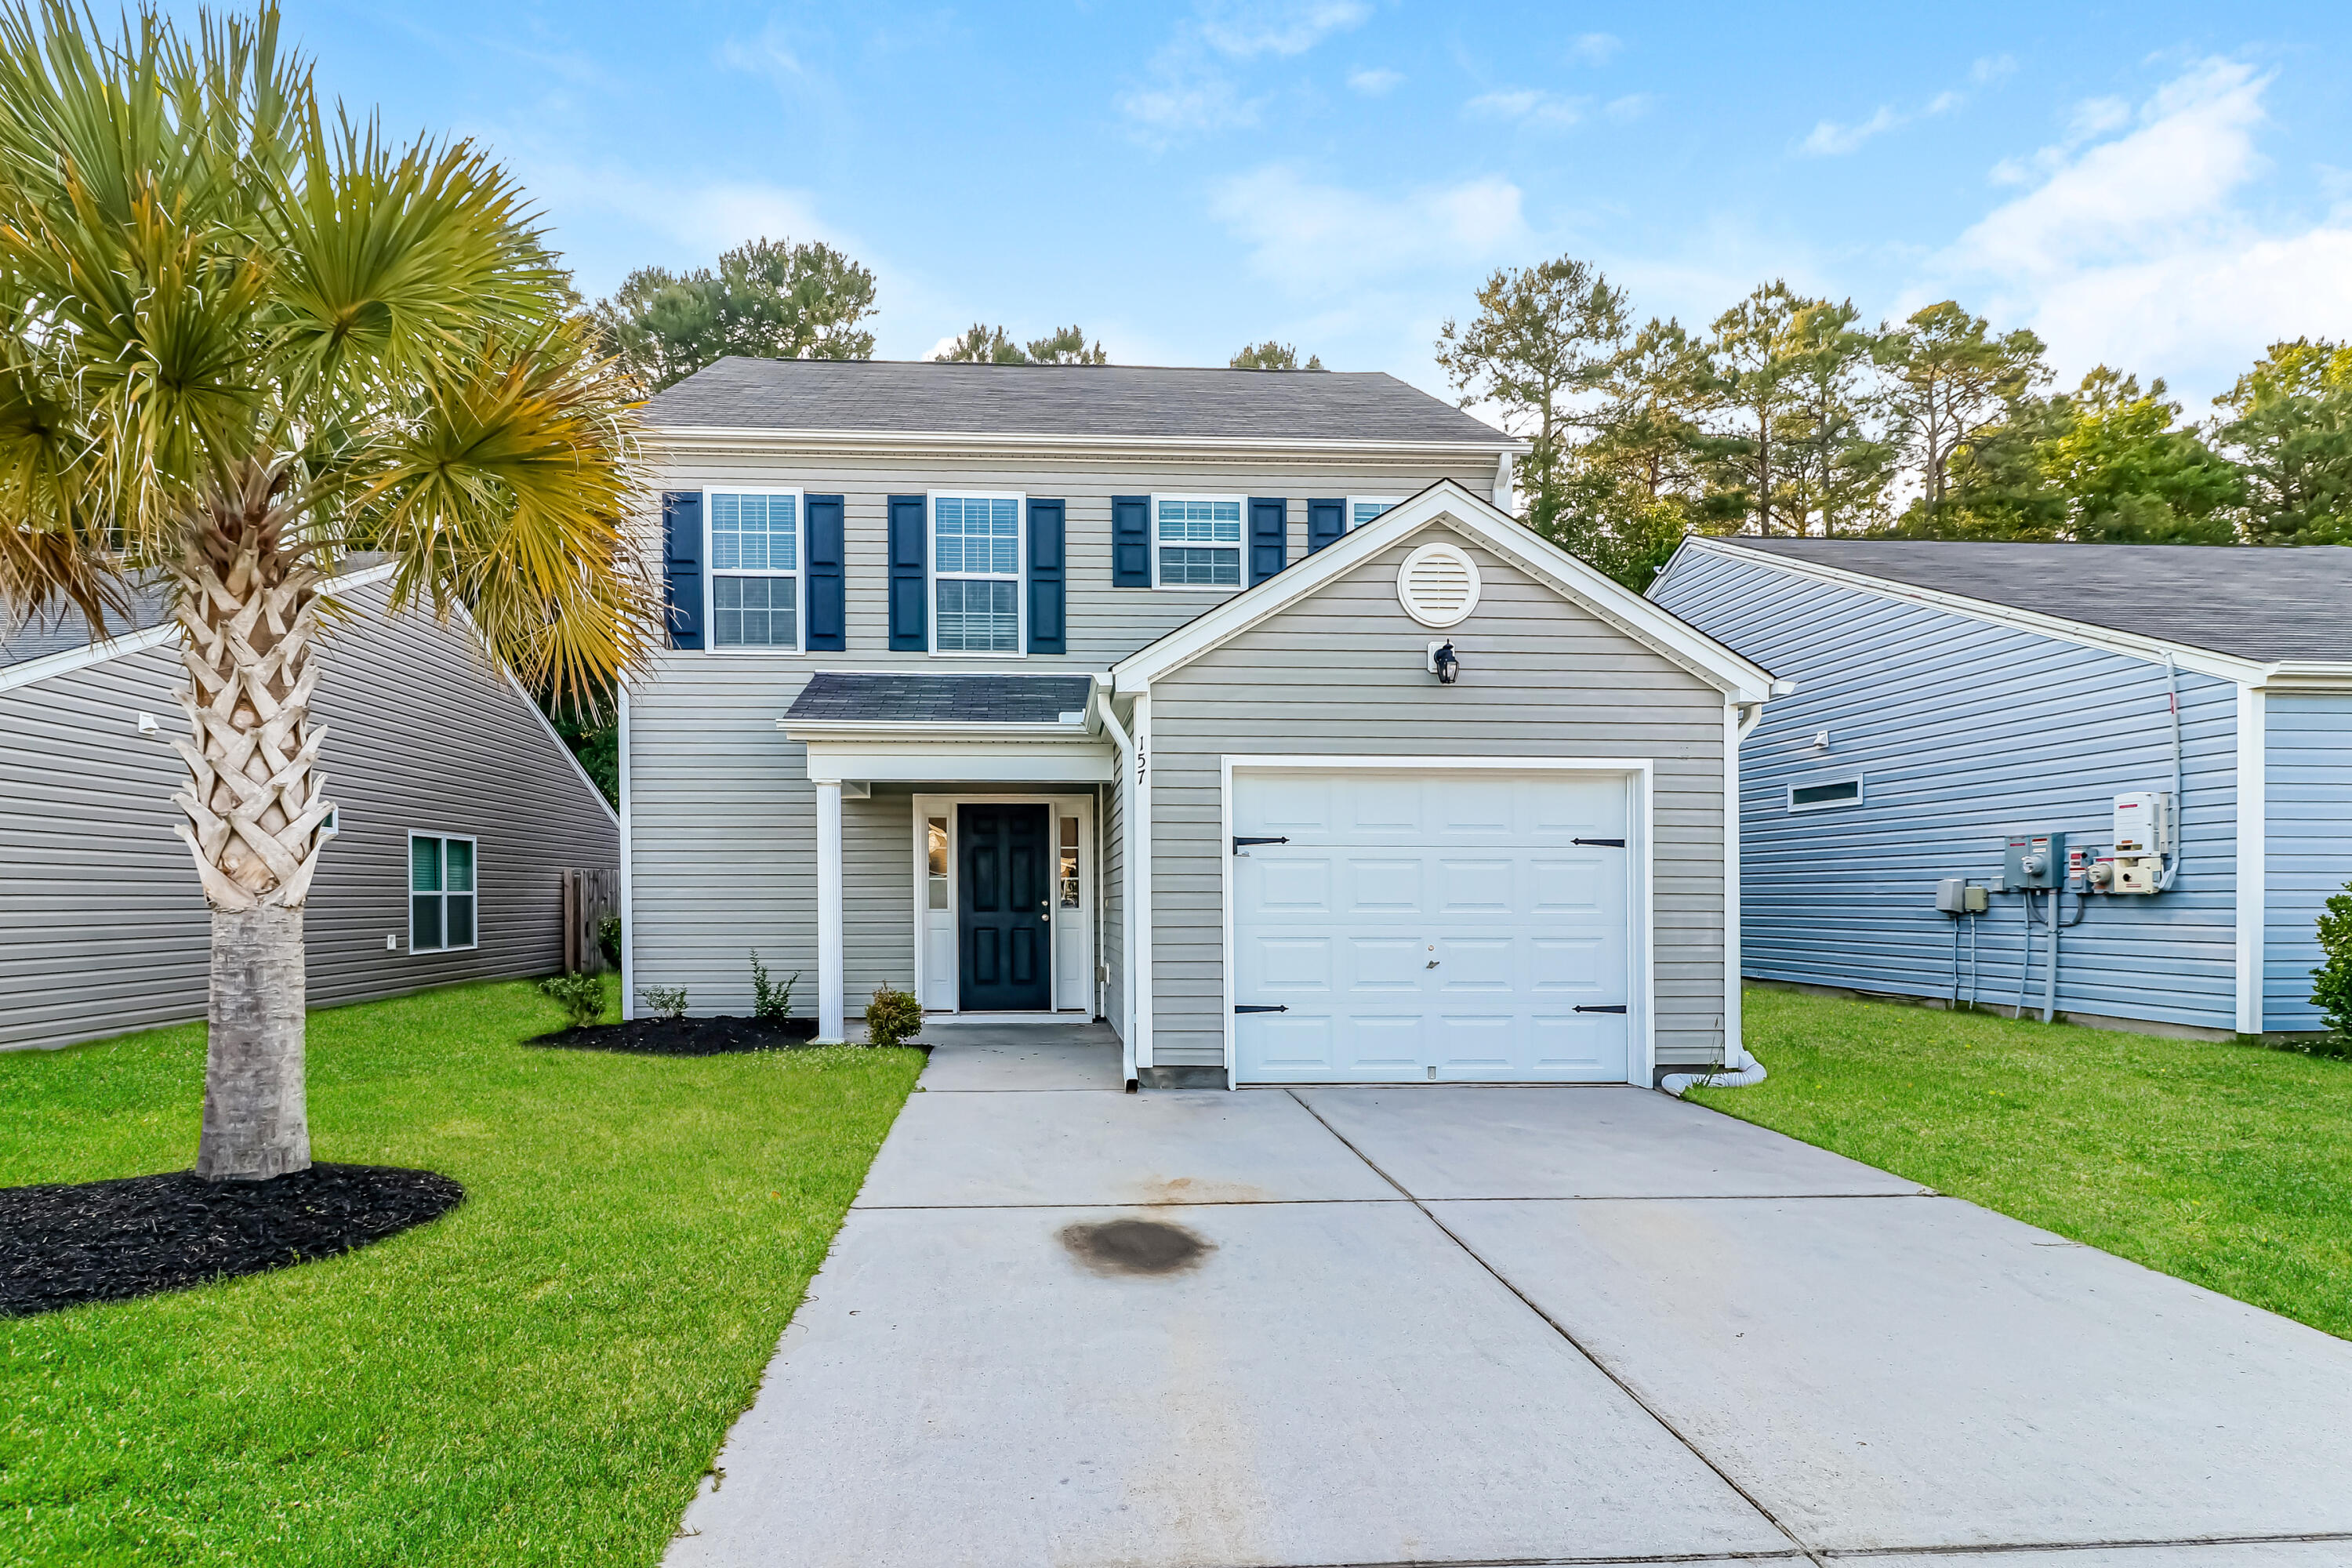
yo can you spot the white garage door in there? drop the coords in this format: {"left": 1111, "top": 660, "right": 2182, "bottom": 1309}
{"left": 1231, "top": 768, "right": 1635, "bottom": 1084}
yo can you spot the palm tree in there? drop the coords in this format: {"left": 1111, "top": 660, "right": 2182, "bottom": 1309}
{"left": 0, "top": 3, "right": 658, "bottom": 1180}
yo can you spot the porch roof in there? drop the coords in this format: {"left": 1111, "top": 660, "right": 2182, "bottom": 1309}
{"left": 784, "top": 671, "right": 1097, "bottom": 728}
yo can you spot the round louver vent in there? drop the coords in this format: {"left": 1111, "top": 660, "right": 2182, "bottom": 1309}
{"left": 1396, "top": 541, "right": 1480, "bottom": 628}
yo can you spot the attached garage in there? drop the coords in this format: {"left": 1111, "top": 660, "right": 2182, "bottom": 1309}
{"left": 1229, "top": 763, "right": 1640, "bottom": 1083}
{"left": 1103, "top": 480, "right": 1777, "bottom": 1090}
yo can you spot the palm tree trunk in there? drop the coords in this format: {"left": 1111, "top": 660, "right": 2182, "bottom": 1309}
{"left": 170, "top": 466, "right": 336, "bottom": 1181}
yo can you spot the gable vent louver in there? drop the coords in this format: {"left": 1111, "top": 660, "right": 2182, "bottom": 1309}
{"left": 1396, "top": 541, "right": 1481, "bottom": 628}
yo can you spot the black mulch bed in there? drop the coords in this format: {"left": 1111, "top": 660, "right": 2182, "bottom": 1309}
{"left": 1, "top": 1163, "right": 463, "bottom": 1318}
{"left": 528, "top": 1014, "right": 823, "bottom": 1056}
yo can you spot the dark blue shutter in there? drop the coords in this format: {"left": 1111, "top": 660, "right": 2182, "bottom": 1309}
{"left": 661, "top": 491, "right": 702, "bottom": 649}
{"left": 1308, "top": 498, "right": 1346, "bottom": 554}
{"left": 1248, "top": 497, "right": 1287, "bottom": 585}
{"left": 804, "top": 494, "right": 844, "bottom": 651}
{"left": 887, "top": 495, "right": 927, "bottom": 651}
{"left": 1027, "top": 499, "right": 1065, "bottom": 655}
{"left": 1111, "top": 495, "right": 1151, "bottom": 587}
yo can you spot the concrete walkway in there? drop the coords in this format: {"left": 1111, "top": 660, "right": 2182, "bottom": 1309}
{"left": 669, "top": 1022, "right": 2352, "bottom": 1568}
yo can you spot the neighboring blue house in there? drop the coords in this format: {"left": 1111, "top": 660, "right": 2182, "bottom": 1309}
{"left": 1650, "top": 538, "right": 2352, "bottom": 1040}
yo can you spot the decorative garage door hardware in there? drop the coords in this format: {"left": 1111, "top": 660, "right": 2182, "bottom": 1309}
{"left": 1574, "top": 1004, "right": 1628, "bottom": 1014}
{"left": 1573, "top": 837, "right": 1625, "bottom": 847}
{"left": 1231, "top": 835, "right": 1290, "bottom": 852}
{"left": 1233, "top": 1004, "right": 1289, "bottom": 1014}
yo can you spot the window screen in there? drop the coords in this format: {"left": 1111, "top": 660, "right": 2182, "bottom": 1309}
{"left": 1156, "top": 498, "right": 1242, "bottom": 586}
{"left": 709, "top": 492, "right": 799, "bottom": 649}
{"left": 934, "top": 496, "right": 1022, "bottom": 652}
{"left": 410, "top": 834, "right": 480, "bottom": 950}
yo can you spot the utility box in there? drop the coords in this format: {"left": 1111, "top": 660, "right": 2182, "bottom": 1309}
{"left": 2002, "top": 832, "right": 2066, "bottom": 890}
{"left": 2111, "top": 791, "right": 2174, "bottom": 895}
{"left": 1936, "top": 878, "right": 1989, "bottom": 914}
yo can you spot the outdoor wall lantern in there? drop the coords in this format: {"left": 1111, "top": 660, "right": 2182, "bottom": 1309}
{"left": 1426, "top": 640, "right": 1461, "bottom": 684}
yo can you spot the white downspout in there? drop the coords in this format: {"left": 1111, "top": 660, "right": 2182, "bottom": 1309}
{"left": 1096, "top": 688, "right": 1140, "bottom": 1086}
{"left": 1670, "top": 695, "right": 1773, "bottom": 1095}
{"left": 618, "top": 681, "right": 634, "bottom": 1022}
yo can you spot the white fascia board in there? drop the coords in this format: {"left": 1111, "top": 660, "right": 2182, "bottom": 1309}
{"left": 2252, "top": 661, "right": 2352, "bottom": 692}
{"left": 0, "top": 561, "right": 398, "bottom": 695}
{"left": 1687, "top": 539, "right": 2334, "bottom": 687}
{"left": 801, "top": 739, "right": 1116, "bottom": 785}
{"left": 651, "top": 424, "right": 1530, "bottom": 462}
{"left": 1111, "top": 479, "right": 1773, "bottom": 702}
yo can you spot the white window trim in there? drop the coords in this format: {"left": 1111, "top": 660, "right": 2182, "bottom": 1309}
{"left": 1347, "top": 495, "right": 1405, "bottom": 530}
{"left": 406, "top": 829, "right": 481, "bottom": 954}
{"left": 702, "top": 484, "right": 806, "bottom": 657}
{"left": 1151, "top": 492, "right": 1248, "bottom": 592}
{"left": 1787, "top": 774, "right": 1864, "bottom": 812}
{"left": 927, "top": 488, "right": 1028, "bottom": 659}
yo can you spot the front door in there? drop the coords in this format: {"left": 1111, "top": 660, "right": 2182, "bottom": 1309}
{"left": 958, "top": 804, "right": 1051, "bottom": 1011}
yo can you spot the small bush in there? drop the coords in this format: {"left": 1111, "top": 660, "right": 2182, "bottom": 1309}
{"left": 639, "top": 985, "right": 688, "bottom": 1020}
{"left": 864, "top": 987, "right": 923, "bottom": 1049}
{"left": 750, "top": 951, "right": 799, "bottom": 1027}
{"left": 540, "top": 972, "right": 607, "bottom": 1029}
{"left": 597, "top": 914, "right": 622, "bottom": 970}
{"left": 2307, "top": 880, "right": 2352, "bottom": 1059}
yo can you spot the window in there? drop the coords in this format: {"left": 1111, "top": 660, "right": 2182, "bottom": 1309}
{"left": 1156, "top": 496, "right": 1242, "bottom": 587}
{"left": 927, "top": 816, "right": 949, "bottom": 910}
{"left": 708, "top": 489, "right": 800, "bottom": 650}
{"left": 1788, "top": 776, "right": 1864, "bottom": 812}
{"left": 1349, "top": 496, "right": 1403, "bottom": 530}
{"left": 409, "top": 833, "right": 477, "bottom": 952}
{"left": 1058, "top": 815, "right": 1080, "bottom": 908}
{"left": 933, "top": 494, "right": 1022, "bottom": 653}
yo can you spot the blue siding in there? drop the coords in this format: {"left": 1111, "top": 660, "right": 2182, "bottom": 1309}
{"left": 2264, "top": 692, "right": 2352, "bottom": 1032}
{"left": 1653, "top": 546, "right": 2242, "bottom": 1031}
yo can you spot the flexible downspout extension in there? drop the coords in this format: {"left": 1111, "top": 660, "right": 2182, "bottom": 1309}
{"left": 1094, "top": 687, "right": 1140, "bottom": 1090}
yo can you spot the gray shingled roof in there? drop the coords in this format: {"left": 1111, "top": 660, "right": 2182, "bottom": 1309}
{"left": 784, "top": 672, "right": 1095, "bottom": 726}
{"left": 1, "top": 582, "right": 171, "bottom": 669}
{"left": 645, "top": 357, "right": 1511, "bottom": 446}
{"left": 1723, "top": 538, "right": 2352, "bottom": 663}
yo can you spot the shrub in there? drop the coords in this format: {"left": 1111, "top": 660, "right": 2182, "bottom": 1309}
{"left": 639, "top": 985, "right": 688, "bottom": 1020}
{"left": 597, "top": 914, "right": 622, "bottom": 969}
{"left": 2307, "top": 880, "right": 2352, "bottom": 1058}
{"left": 865, "top": 987, "right": 923, "bottom": 1049}
{"left": 750, "top": 951, "right": 799, "bottom": 1027}
{"left": 540, "top": 972, "right": 607, "bottom": 1029}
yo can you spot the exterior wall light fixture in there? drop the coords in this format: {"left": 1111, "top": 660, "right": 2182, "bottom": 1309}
{"left": 1427, "top": 640, "right": 1460, "bottom": 684}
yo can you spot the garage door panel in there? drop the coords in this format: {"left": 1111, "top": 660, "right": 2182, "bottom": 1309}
{"left": 1233, "top": 769, "right": 1636, "bottom": 1085}
{"left": 1345, "top": 858, "right": 1424, "bottom": 914}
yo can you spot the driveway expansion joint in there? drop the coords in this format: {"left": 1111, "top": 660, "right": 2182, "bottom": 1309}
{"left": 1813, "top": 1529, "right": 2352, "bottom": 1559}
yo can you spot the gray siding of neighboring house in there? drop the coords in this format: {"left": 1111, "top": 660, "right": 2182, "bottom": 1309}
{"left": 1, "top": 576, "right": 619, "bottom": 1051}
{"left": 626, "top": 452, "right": 1489, "bottom": 1014}
{"left": 2265, "top": 691, "right": 2352, "bottom": 1032}
{"left": 1650, "top": 545, "right": 2243, "bottom": 1033}
{"left": 1145, "top": 526, "right": 1732, "bottom": 1071}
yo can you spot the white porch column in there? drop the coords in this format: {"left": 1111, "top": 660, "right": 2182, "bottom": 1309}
{"left": 816, "top": 779, "right": 845, "bottom": 1042}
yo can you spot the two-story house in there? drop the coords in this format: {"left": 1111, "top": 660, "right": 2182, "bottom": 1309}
{"left": 622, "top": 358, "right": 1773, "bottom": 1088}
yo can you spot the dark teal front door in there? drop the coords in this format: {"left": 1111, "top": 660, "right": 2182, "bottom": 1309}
{"left": 958, "top": 804, "right": 1051, "bottom": 1011}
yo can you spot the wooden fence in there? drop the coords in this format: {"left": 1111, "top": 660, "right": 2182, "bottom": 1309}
{"left": 561, "top": 869, "right": 622, "bottom": 975}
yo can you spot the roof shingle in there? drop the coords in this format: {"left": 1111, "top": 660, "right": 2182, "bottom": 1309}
{"left": 783, "top": 671, "right": 1095, "bottom": 726}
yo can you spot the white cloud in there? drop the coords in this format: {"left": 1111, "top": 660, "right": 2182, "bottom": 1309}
{"left": 1915, "top": 58, "right": 2352, "bottom": 399}
{"left": 1605, "top": 93, "right": 1654, "bottom": 124}
{"left": 1117, "top": 73, "right": 1259, "bottom": 136}
{"left": 1209, "top": 166, "right": 1527, "bottom": 294}
{"left": 1347, "top": 66, "right": 1403, "bottom": 96}
{"left": 1465, "top": 88, "right": 1586, "bottom": 129}
{"left": 1800, "top": 74, "right": 1973, "bottom": 156}
{"left": 1971, "top": 54, "right": 2016, "bottom": 85}
{"left": 1570, "top": 32, "right": 1621, "bottom": 66}
{"left": 1196, "top": 1, "right": 1369, "bottom": 59}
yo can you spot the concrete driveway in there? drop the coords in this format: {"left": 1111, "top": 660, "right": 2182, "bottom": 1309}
{"left": 669, "top": 1022, "right": 2352, "bottom": 1568}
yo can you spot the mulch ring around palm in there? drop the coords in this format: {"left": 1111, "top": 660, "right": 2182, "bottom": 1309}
{"left": 0, "top": 1163, "right": 463, "bottom": 1317}
{"left": 528, "top": 1015, "right": 823, "bottom": 1056}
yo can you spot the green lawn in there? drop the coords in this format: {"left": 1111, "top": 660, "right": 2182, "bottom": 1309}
{"left": 1694, "top": 985, "right": 2352, "bottom": 1341}
{"left": 1, "top": 981, "right": 924, "bottom": 1567}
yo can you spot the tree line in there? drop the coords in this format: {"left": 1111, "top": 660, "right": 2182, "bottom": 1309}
{"left": 1436, "top": 255, "right": 2352, "bottom": 586}
{"left": 590, "top": 238, "right": 2352, "bottom": 593}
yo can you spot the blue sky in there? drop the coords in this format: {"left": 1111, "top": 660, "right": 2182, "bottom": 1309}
{"left": 274, "top": 1, "right": 2352, "bottom": 408}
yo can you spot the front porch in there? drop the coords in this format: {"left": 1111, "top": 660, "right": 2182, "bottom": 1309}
{"left": 784, "top": 672, "right": 1127, "bottom": 1050}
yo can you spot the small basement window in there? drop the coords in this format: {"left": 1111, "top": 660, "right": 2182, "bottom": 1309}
{"left": 410, "top": 833, "right": 478, "bottom": 952}
{"left": 1788, "top": 776, "right": 1864, "bottom": 812}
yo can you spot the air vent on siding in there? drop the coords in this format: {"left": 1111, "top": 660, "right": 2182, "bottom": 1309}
{"left": 1396, "top": 541, "right": 1481, "bottom": 628}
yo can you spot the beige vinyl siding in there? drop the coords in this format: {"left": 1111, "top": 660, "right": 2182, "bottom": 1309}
{"left": 1103, "top": 769, "right": 1126, "bottom": 1040}
{"left": 0, "top": 578, "right": 619, "bottom": 1051}
{"left": 628, "top": 453, "right": 1488, "bottom": 1014}
{"left": 1145, "top": 527, "right": 1729, "bottom": 1071}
